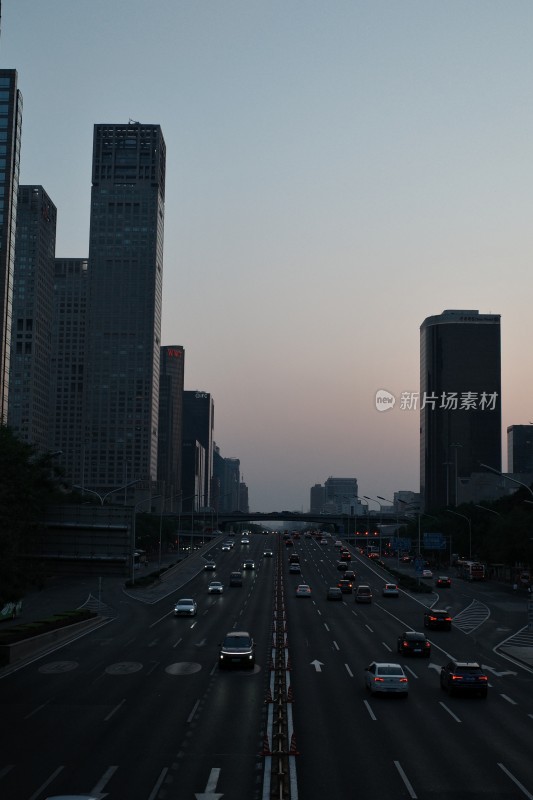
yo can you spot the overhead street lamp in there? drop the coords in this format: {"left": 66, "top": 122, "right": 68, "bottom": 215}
{"left": 364, "top": 496, "right": 383, "bottom": 554}
{"left": 479, "top": 463, "right": 533, "bottom": 500}
{"left": 73, "top": 478, "right": 141, "bottom": 506}
{"left": 447, "top": 508, "right": 472, "bottom": 560}
{"left": 131, "top": 494, "right": 161, "bottom": 585}
{"left": 377, "top": 495, "right": 400, "bottom": 566}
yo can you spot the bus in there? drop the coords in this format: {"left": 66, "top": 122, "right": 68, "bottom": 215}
{"left": 457, "top": 560, "right": 486, "bottom": 581}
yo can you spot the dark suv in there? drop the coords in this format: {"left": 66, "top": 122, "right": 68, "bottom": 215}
{"left": 219, "top": 631, "right": 255, "bottom": 669}
{"left": 424, "top": 608, "right": 452, "bottom": 630}
{"left": 440, "top": 660, "right": 488, "bottom": 697}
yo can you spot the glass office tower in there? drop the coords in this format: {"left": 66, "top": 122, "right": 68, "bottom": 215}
{"left": 0, "top": 70, "right": 22, "bottom": 423}
{"left": 420, "top": 309, "right": 501, "bottom": 511}
{"left": 84, "top": 123, "right": 166, "bottom": 497}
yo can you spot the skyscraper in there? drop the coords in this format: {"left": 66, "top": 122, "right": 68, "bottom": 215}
{"left": 84, "top": 123, "right": 166, "bottom": 496}
{"left": 8, "top": 186, "right": 57, "bottom": 449}
{"left": 182, "top": 390, "right": 214, "bottom": 508}
{"left": 507, "top": 425, "right": 533, "bottom": 474}
{"left": 420, "top": 309, "right": 501, "bottom": 511}
{"left": 0, "top": 70, "right": 22, "bottom": 423}
{"left": 50, "top": 258, "right": 88, "bottom": 482}
{"left": 158, "top": 345, "right": 185, "bottom": 510}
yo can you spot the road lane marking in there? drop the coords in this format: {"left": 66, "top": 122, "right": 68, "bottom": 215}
{"left": 148, "top": 767, "right": 169, "bottom": 800}
{"left": 187, "top": 698, "right": 200, "bottom": 723}
{"left": 90, "top": 765, "right": 118, "bottom": 796}
{"left": 345, "top": 664, "right": 353, "bottom": 677}
{"left": 382, "top": 641, "right": 392, "bottom": 652}
{"left": 105, "top": 698, "right": 126, "bottom": 721}
{"left": 394, "top": 761, "right": 417, "bottom": 798}
{"left": 439, "top": 701, "right": 461, "bottom": 722}
{"left": 363, "top": 700, "right": 377, "bottom": 720}
{"left": 28, "top": 766, "right": 64, "bottom": 800}
{"left": 24, "top": 701, "right": 50, "bottom": 719}
{"left": 333, "top": 641, "right": 339, "bottom": 650}
{"left": 501, "top": 694, "right": 517, "bottom": 705}
{"left": 324, "top": 623, "right": 330, "bottom": 631}
{"left": 365, "top": 624, "right": 374, "bottom": 632}
{"left": 404, "top": 665, "right": 419, "bottom": 679}
{"left": 499, "top": 763, "right": 533, "bottom": 799}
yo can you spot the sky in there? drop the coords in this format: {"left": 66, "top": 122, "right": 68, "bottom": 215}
{"left": 3, "top": 1, "right": 533, "bottom": 512}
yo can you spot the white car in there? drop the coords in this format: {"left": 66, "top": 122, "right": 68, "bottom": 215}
{"left": 241, "top": 537, "right": 250, "bottom": 544}
{"left": 422, "top": 569, "right": 433, "bottom": 579}
{"left": 382, "top": 583, "right": 399, "bottom": 597}
{"left": 204, "top": 560, "right": 216, "bottom": 570}
{"left": 221, "top": 543, "right": 232, "bottom": 551}
{"left": 174, "top": 598, "right": 197, "bottom": 616}
{"left": 364, "top": 662, "right": 409, "bottom": 696}
{"left": 334, "top": 540, "right": 342, "bottom": 547}
{"left": 208, "top": 581, "right": 224, "bottom": 594}
{"left": 295, "top": 584, "right": 312, "bottom": 597}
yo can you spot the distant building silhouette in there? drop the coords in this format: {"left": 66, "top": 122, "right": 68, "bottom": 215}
{"left": 507, "top": 425, "right": 533, "bottom": 474}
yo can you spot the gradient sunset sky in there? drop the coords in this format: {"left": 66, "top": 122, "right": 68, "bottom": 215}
{"left": 3, "top": 1, "right": 532, "bottom": 511}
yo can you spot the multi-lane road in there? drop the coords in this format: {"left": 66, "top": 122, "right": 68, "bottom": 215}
{"left": 1, "top": 532, "right": 533, "bottom": 799}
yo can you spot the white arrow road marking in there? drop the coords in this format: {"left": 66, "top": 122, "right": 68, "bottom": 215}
{"left": 310, "top": 660, "right": 324, "bottom": 672}
{"left": 482, "top": 664, "right": 517, "bottom": 677}
{"left": 195, "top": 766, "right": 223, "bottom": 800}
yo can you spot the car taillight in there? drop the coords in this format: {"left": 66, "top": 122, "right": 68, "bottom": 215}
{"left": 374, "top": 677, "right": 385, "bottom": 682}
{"left": 399, "top": 677, "right": 408, "bottom": 683}
{"left": 479, "top": 675, "right": 488, "bottom": 681}
{"left": 425, "top": 641, "right": 430, "bottom": 648}
{"left": 451, "top": 674, "right": 463, "bottom": 681}
{"left": 402, "top": 641, "right": 409, "bottom": 647}
{"left": 446, "top": 617, "right": 452, "bottom": 622}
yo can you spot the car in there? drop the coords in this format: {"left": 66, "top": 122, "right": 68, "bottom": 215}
{"left": 219, "top": 630, "right": 255, "bottom": 669}
{"left": 319, "top": 538, "right": 328, "bottom": 545}
{"left": 241, "top": 537, "right": 250, "bottom": 544}
{"left": 400, "top": 555, "right": 411, "bottom": 563}
{"left": 334, "top": 540, "right": 343, "bottom": 547}
{"left": 296, "top": 584, "right": 312, "bottom": 597}
{"left": 364, "top": 662, "right": 409, "bottom": 696}
{"left": 263, "top": 549, "right": 273, "bottom": 557}
{"left": 289, "top": 553, "right": 300, "bottom": 563}
{"left": 440, "top": 660, "right": 488, "bottom": 697}
{"left": 204, "top": 560, "right": 216, "bottom": 570}
{"left": 285, "top": 539, "right": 294, "bottom": 547}
{"left": 221, "top": 542, "right": 232, "bottom": 551}
{"left": 337, "top": 579, "right": 353, "bottom": 594}
{"left": 436, "top": 575, "right": 452, "bottom": 587}
{"left": 208, "top": 581, "right": 224, "bottom": 594}
{"left": 327, "top": 587, "right": 343, "bottom": 600}
{"left": 355, "top": 584, "right": 372, "bottom": 603}
{"left": 174, "top": 598, "right": 197, "bottom": 616}
{"left": 340, "top": 550, "right": 352, "bottom": 561}
{"left": 243, "top": 559, "right": 255, "bottom": 570}
{"left": 382, "top": 583, "right": 399, "bottom": 597}
{"left": 336, "top": 560, "right": 348, "bottom": 571}
{"left": 421, "top": 569, "right": 433, "bottom": 579}
{"left": 424, "top": 608, "right": 452, "bottom": 629}
{"left": 344, "top": 570, "right": 356, "bottom": 580}
{"left": 289, "top": 563, "right": 301, "bottom": 574}
{"left": 397, "top": 631, "right": 431, "bottom": 657}
{"left": 229, "top": 571, "right": 243, "bottom": 587}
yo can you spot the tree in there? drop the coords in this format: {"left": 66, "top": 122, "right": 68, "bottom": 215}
{"left": 0, "top": 425, "right": 64, "bottom": 603}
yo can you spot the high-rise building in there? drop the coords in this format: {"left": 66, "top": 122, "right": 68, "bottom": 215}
{"left": 0, "top": 70, "right": 22, "bottom": 423}
{"left": 420, "top": 309, "right": 501, "bottom": 511}
{"left": 50, "top": 258, "right": 88, "bottom": 482}
{"left": 324, "top": 477, "right": 359, "bottom": 504}
{"left": 84, "top": 123, "right": 166, "bottom": 497}
{"left": 182, "top": 390, "right": 214, "bottom": 508}
{"left": 158, "top": 345, "right": 185, "bottom": 510}
{"left": 8, "top": 186, "right": 57, "bottom": 449}
{"left": 310, "top": 483, "right": 325, "bottom": 513}
{"left": 507, "top": 425, "right": 533, "bottom": 474}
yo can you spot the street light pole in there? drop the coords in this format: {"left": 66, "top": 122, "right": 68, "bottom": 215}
{"left": 377, "top": 495, "right": 399, "bottom": 566}
{"left": 447, "top": 509, "right": 472, "bottom": 560}
{"left": 479, "top": 463, "right": 533, "bottom": 499}
{"left": 73, "top": 478, "right": 140, "bottom": 506}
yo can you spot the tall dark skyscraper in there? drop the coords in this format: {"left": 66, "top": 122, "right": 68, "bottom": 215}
{"left": 420, "top": 309, "right": 501, "bottom": 511}
{"left": 50, "top": 258, "right": 88, "bottom": 482}
{"left": 0, "top": 70, "right": 22, "bottom": 423}
{"left": 158, "top": 345, "right": 185, "bottom": 510}
{"left": 8, "top": 186, "right": 57, "bottom": 449}
{"left": 182, "top": 390, "right": 214, "bottom": 508}
{"left": 84, "top": 123, "right": 166, "bottom": 496}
